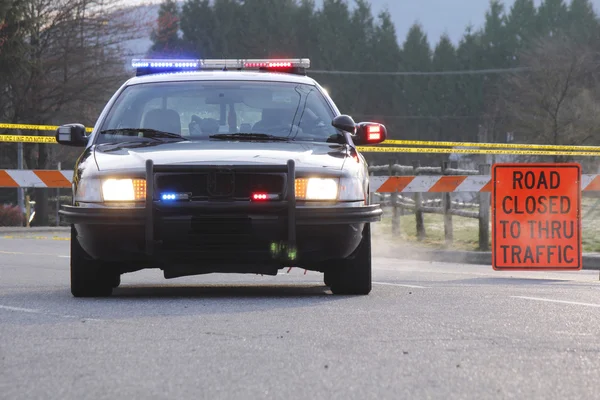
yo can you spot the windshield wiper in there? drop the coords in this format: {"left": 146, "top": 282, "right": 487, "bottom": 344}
{"left": 100, "top": 128, "right": 188, "bottom": 141}
{"left": 209, "top": 133, "right": 291, "bottom": 142}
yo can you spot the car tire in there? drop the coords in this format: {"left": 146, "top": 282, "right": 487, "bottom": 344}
{"left": 111, "top": 274, "right": 121, "bottom": 289}
{"left": 327, "top": 223, "right": 372, "bottom": 295}
{"left": 70, "top": 226, "right": 115, "bottom": 297}
{"left": 323, "top": 273, "right": 331, "bottom": 287}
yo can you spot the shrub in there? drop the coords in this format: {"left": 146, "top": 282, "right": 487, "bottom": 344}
{"left": 0, "top": 204, "right": 24, "bottom": 226}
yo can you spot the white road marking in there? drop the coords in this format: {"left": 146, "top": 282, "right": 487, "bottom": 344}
{"left": 0, "top": 304, "right": 105, "bottom": 321}
{"left": 0, "top": 305, "right": 40, "bottom": 313}
{"left": 373, "top": 282, "right": 429, "bottom": 289}
{"left": 512, "top": 296, "right": 600, "bottom": 308}
{"left": 0, "top": 250, "right": 69, "bottom": 258}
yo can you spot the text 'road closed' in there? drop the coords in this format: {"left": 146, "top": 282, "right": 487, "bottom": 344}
{"left": 492, "top": 164, "right": 581, "bottom": 271}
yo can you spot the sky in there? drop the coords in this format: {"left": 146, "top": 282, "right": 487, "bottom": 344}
{"left": 359, "top": 0, "right": 600, "bottom": 45}
{"left": 126, "top": 0, "right": 600, "bottom": 48}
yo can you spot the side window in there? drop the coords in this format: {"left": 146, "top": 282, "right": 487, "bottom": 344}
{"left": 101, "top": 89, "right": 145, "bottom": 130}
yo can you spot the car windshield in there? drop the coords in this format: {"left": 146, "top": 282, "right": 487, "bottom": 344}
{"left": 96, "top": 80, "right": 341, "bottom": 144}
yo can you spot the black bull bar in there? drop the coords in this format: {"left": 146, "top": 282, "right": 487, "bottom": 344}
{"left": 144, "top": 159, "right": 297, "bottom": 258}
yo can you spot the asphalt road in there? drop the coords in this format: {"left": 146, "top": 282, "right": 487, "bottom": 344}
{"left": 1, "top": 230, "right": 600, "bottom": 399}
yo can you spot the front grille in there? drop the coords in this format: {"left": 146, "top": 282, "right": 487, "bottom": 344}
{"left": 155, "top": 172, "right": 285, "bottom": 200}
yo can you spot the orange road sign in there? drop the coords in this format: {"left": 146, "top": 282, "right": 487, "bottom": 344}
{"left": 492, "top": 163, "right": 582, "bottom": 271}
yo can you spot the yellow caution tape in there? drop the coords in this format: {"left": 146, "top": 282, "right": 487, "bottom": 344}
{"left": 1, "top": 123, "right": 597, "bottom": 153}
{"left": 0, "top": 135, "right": 58, "bottom": 143}
{"left": 0, "top": 123, "right": 598, "bottom": 151}
{"left": 0, "top": 123, "right": 93, "bottom": 132}
{"left": 358, "top": 146, "right": 600, "bottom": 156}
{"left": 382, "top": 139, "right": 600, "bottom": 152}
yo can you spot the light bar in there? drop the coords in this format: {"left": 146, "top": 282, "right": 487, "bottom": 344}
{"left": 132, "top": 58, "right": 310, "bottom": 76}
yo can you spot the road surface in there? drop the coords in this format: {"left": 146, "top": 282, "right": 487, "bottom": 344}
{"left": 1, "top": 230, "right": 600, "bottom": 399}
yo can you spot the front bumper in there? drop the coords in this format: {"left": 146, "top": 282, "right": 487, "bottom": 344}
{"left": 60, "top": 159, "right": 382, "bottom": 273}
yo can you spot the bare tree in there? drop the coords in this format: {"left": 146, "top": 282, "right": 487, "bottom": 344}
{"left": 0, "top": 0, "right": 147, "bottom": 223}
{"left": 499, "top": 34, "right": 600, "bottom": 162}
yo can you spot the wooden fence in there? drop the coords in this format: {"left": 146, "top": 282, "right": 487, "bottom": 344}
{"left": 369, "top": 161, "right": 491, "bottom": 250}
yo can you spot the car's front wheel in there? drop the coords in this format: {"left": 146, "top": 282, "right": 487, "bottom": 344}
{"left": 326, "top": 223, "right": 372, "bottom": 295}
{"left": 70, "top": 226, "right": 118, "bottom": 297}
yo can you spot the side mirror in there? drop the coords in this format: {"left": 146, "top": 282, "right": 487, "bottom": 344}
{"left": 55, "top": 123, "right": 88, "bottom": 147}
{"left": 332, "top": 115, "right": 356, "bottom": 134}
{"left": 352, "top": 122, "right": 387, "bottom": 146}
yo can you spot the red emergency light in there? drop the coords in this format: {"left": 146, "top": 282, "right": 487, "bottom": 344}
{"left": 252, "top": 193, "right": 268, "bottom": 201}
{"left": 251, "top": 192, "right": 280, "bottom": 201}
{"left": 367, "top": 125, "right": 382, "bottom": 142}
{"left": 244, "top": 62, "right": 293, "bottom": 68}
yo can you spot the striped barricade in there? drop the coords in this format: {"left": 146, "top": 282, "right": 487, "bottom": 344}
{"left": 371, "top": 175, "right": 600, "bottom": 193}
{"left": 0, "top": 170, "right": 73, "bottom": 188}
{"left": 0, "top": 171, "right": 600, "bottom": 192}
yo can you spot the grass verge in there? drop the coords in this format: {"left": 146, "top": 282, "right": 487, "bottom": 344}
{"left": 376, "top": 209, "right": 600, "bottom": 253}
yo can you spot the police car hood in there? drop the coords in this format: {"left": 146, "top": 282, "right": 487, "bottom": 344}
{"left": 93, "top": 140, "right": 348, "bottom": 171}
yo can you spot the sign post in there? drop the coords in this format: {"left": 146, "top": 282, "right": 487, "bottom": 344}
{"left": 492, "top": 163, "right": 581, "bottom": 271}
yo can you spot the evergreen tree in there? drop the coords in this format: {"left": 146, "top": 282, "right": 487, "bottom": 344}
{"left": 211, "top": 0, "right": 244, "bottom": 57}
{"left": 294, "top": 0, "right": 318, "bottom": 59}
{"left": 567, "top": 0, "right": 600, "bottom": 43}
{"left": 399, "top": 23, "right": 433, "bottom": 156}
{"left": 365, "top": 10, "right": 402, "bottom": 149}
{"left": 430, "top": 35, "right": 459, "bottom": 141}
{"left": 149, "top": 0, "right": 184, "bottom": 57}
{"left": 537, "top": 0, "right": 569, "bottom": 36}
{"left": 315, "top": 0, "right": 353, "bottom": 70}
{"left": 313, "top": 0, "right": 354, "bottom": 110}
{"left": 455, "top": 27, "right": 485, "bottom": 142}
{"left": 401, "top": 23, "right": 432, "bottom": 117}
{"left": 180, "top": 0, "right": 216, "bottom": 57}
{"left": 481, "top": 1, "right": 512, "bottom": 67}
{"left": 505, "top": 0, "right": 538, "bottom": 55}
{"left": 238, "top": 0, "right": 298, "bottom": 57}
{"left": 349, "top": 0, "right": 375, "bottom": 65}
{"left": 347, "top": 1, "right": 376, "bottom": 113}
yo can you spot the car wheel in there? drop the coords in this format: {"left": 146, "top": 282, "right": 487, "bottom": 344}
{"left": 323, "top": 272, "right": 331, "bottom": 287}
{"left": 327, "top": 223, "right": 372, "bottom": 295}
{"left": 70, "top": 226, "right": 115, "bottom": 297}
{"left": 111, "top": 274, "right": 121, "bottom": 289}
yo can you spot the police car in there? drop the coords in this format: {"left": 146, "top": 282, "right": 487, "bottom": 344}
{"left": 56, "top": 58, "right": 386, "bottom": 297}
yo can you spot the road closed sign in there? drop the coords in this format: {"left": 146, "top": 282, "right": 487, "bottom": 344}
{"left": 492, "top": 163, "right": 581, "bottom": 271}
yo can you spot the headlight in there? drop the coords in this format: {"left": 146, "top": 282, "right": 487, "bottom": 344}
{"left": 295, "top": 178, "right": 338, "bottom": 200}
{"left": 102, "top": 179, "right": 146, "bottom": 201}
{"left": 295, "top": 177, "right": 364, "bottom": 202}
{"left": 74, "top": 177, "right": 146, "bottom": 202}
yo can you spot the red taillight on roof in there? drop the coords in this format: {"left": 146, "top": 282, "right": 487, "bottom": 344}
{"left": 244, "top": 62, "right": 293, "bottom": 69}
{"left": 367, "top": 125, "right": 382, "bottom": 141}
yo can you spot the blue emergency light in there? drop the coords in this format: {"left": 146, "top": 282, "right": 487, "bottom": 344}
{"left": 160, "top": 192, "right": 191, "bottom": 201}
{"left": 132, "top": 58, "right": 311, "bottom": 77}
